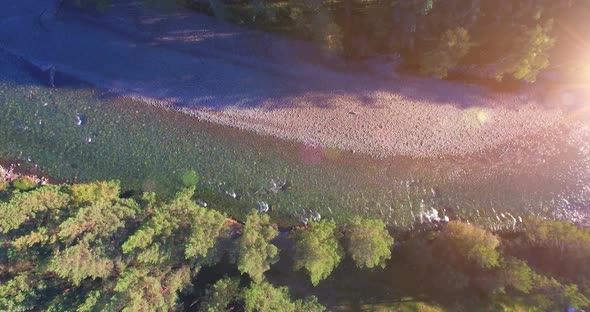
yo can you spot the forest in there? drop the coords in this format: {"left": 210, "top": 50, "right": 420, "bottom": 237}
{"left": 1, "top": 177, "right": 589, "bottom": 311}
{"left": 73, "top": 0, "right": 590, "bottom": 83}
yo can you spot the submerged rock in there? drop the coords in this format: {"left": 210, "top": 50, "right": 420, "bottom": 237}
{"left": 257, "top": 201, "right": 269, "bottom": 214}
{"left": 75, "top": 114, "right": 84, "bottom": 126}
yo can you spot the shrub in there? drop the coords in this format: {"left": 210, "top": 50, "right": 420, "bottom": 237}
{"left": 0, "top": 180, "right": 8, "bottom": 192}
{"left": 11, "top": 177, "right": 38, "bottom": 191}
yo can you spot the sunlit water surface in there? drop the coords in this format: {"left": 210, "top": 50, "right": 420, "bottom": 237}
{"left": 1, "top": 52, "right": 589, "bottom": 229}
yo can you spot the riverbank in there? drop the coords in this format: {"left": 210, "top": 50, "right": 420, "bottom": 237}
{"left": 2, "top": 177, "right": 589, "bottom": 311}
{"left": 2, "top": 0, "right": 586, "bottom": 158}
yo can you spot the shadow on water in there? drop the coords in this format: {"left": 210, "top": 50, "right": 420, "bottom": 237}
{"left": 22, "top": 61, "right": 90, "bottom": 89}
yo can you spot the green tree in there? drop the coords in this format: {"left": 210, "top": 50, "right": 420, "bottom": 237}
{"left": 199, "top": 277, "right": 242, "bottom": 312}
{"left": 499, "top": 257, "right": 535, "bottom": 294}
{"left": 0, "top": 182, "right": 229, "bottom": 312}
{"left": 70, "top": 181, "right": 120, "bottom": 205}
{"left": 243, "top": 281, "right": 298, "bottom": 312}
{"left": 0, "top": 185, "right": 70, "bottom": 234}
{"left": 122, "top": 187, "right": 227, "bottom": 261}
{"left": 518, "top": 218, "right": 590, "bottom": 283}
{"left": 243, "top": 280, "right": 325, "bottom": 312}
{"left": 237, "top": 211, "right": 279, "bottom": 283}
{"left": 496, "top": 22, "right": 555, "bottom": 82}
{"left": 11, "top": 177, "right": 38, "bottom": 191}
{"left": 435, "top": 221, "right": 500, "bottom": 269}
{"left": 294, "top": 220, "right": 344, "bottom": 286}
{"left": 367, "top": 301, "right": 444, "bottom": 312}
{"left": 419, "top": 27, "right": 472, "bottom": 79}
{"left": 0, "top": 180, "right": 8, "bottom": 192}
{"left": 344, "top": 216, "right": 393, "bottom": 269}
{"left": 0, "top": 273, "right": 40, "bottom": 312}
{"left": 110, "top": 266, "right": 192, "bottom": 311}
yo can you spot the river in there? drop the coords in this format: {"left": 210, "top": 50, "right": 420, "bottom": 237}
{"left": 1, "top": 50, "right": 589, "bottom": 229}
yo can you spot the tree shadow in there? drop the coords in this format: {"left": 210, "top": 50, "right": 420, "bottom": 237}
{"left": 1, "top": 0, "right": 574, "bottom": 117}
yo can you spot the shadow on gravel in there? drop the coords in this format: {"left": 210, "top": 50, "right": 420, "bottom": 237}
{"left": 63, "top": 1, "right": 537, "bottom": 110}
{"left": 4, "top": 0, "right": 585, "bottom": 113}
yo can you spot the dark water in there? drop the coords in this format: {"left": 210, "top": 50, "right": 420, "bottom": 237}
{"left": 1, "top": 51, "right": 589, "bottom": 228}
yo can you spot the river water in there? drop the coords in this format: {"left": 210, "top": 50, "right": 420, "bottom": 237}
{"left": 1, "top": 51, "right": 589, "bottom": 228}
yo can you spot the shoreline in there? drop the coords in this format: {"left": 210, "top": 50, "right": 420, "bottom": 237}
{"left": 2, "top": 1, "right": 587, "bottom": 159}
{"left": 1, "top": 45, "right": 571, "bottom": 160}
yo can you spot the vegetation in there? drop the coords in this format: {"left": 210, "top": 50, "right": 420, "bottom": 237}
{"left": 419, "top": 27, "right": 471, "bottom": 79}
{"left": 344, "top": 216, "right": 393, "bottom": 269}
{"left": 236, "top": 211, "right": 279, "bottom": 283}
{"left": 495, "top": 21, "right": 556, "bottom": 82}
{"left": 1, "top": 179, "right": 589, "bottom": 311}
{"left": 389, "top": 219, "right": 590, "bottom": 311}
{"left": 243, "top": 281, "right": 325, "bottom": 312}
{"left": 174, "top": 0, "right": 588, "bottom": 82}
{"left": 294, "top": 220, "right": 344, "bottom": 286}
{"left": 10, "top": 176, "right": 38, "bottom": 191}
{"left": 435, "top": 221, "right": 500, "bottom": 269}
{"left": 0, "top": 180, "right": 7, "bottom": 192}
{"left": 67, "top": 0, "right": 589, "bottom": 82}
{"left": 199, "top": 277, "right": 241, "bottom": 312}
{"left": 364, "top": 301, "right": 444, "bottom": 312}
{"left": 0, "top": 180, "right": 322, "bottom": 311}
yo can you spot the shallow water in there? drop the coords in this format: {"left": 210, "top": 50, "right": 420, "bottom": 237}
{"left": 1, "top": 52, "right": 589, "bottom": 228}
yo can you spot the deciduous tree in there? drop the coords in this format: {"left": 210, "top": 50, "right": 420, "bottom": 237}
{"left": 344, "top": 216, "right": 393, "bottom": 269}
{"left": 294, "top": 220, "right": 344, "bottom": 286}
{"left": 237, "top": 211, "right": 279, "bottom": 283}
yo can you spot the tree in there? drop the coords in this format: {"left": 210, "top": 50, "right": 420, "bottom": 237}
{"left": 243, "top": 281, "right": 295, "bottom": 312}
{"left": 517, "top": 218, "right": 590, "bottom": 283}
{"left": 496, "top": 21, "right": 555, "bottom": 82}
{"left": 309, "top": 8, "right": 343, "bottom": 51}
{"left": 71, "top": 0, "right": 112, "bottom": 11}
{"left": 419, "top": 27, "right": 472, "bottom": 78}
{"left": 0, "top": 185, "right": 70, "bottom": 234}
{"left": 11, "top": 177, "right": 38, "bottom": 191}
{"left": 199, "top": 277, "right": 242, "bottom": 312}
{"left": 0, "top": 273, "right": 39, "bottom": 312}
{"left": 237, "top": 211, "right": 279, "bottom": 283}
{"left": 0, "top": 182, "right": 229, "bottom": 312}
{"left": 344, "top": 216, "right": 393, "bottom": 269}
{"left": 435, "top": 221, "right": 500, "bottom": 269}
{"left": 70, "top": 180, "right": 120, "bottom": 205}
{"left": 499, "top": 257, "right": 535, "bottom": 294}
{"left": 110, "top": 266, "right": 192, "bottom": 311}
{"left": 376, "top": 301, "right": 444, "bottom": 312}
{"left": 122, "top": 187, "right": 227, "bottom": 261}
{"left": 47, "top": 241, "right": 115, "bottom": 286}
{"left": 294, "top": 220, "right": 344, "bottom": 286}
{"left": 243, "top": 281, "right": 325, "bottom": 312}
